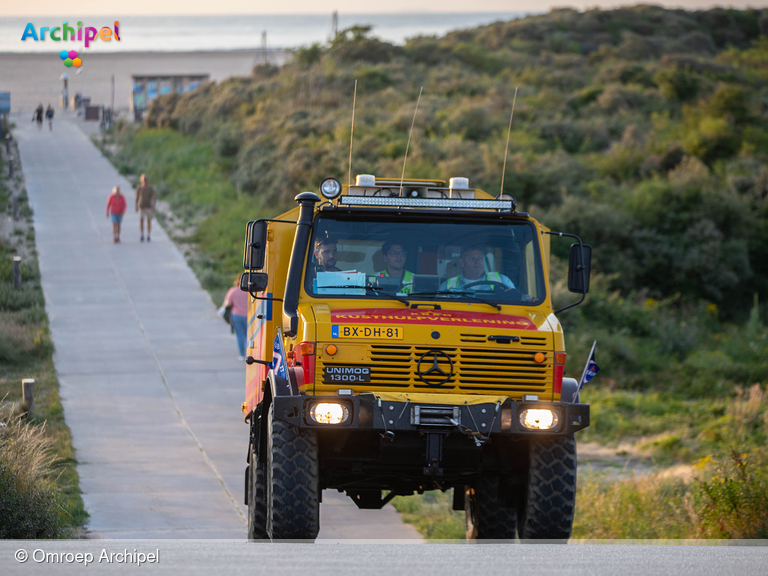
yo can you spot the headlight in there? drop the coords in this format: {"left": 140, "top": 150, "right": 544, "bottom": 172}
{"left": 519, "top": 408, "right": 559, "bottom": 430}
{"left": 308, "top": 402, "right": 350, "bottom": 425}
{"left": 320, "top": 177, "right": 342, "bottom": 199}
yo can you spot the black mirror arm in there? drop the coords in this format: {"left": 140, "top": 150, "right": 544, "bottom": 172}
{"left": 545, "top": 231, "right": 588, "bottom": 314}
{"left": 249, "top": 293, "right": 284, "bottom": 302}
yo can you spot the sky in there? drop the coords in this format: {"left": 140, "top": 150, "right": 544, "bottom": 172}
{"left": 5, "top": 0, "right": 768, "bottom": 16}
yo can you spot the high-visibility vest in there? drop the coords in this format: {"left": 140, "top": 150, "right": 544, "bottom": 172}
{"left": 445, "top": 272, "right": 502, "bottom": 290}
{"left": 373, "top": 270, "right": 414, "bottom": 293}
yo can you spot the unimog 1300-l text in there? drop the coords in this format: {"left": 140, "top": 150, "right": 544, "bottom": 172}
{"left": 240, "top": 175, "right": 591, "bottom": 541}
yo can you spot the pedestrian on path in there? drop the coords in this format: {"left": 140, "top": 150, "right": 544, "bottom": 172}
{"left": 106, "top": 186, "right": 127, "bottom": 243}
{"left": 222, "top": 276, "right": 248, "bottom": 360}
{"left": 45, "top": 105, "right": 54, "bottom": 131}
{"left": 32, "top": 104, "right": 44, "bottom": 130}
{"left": 135, "top": 174, "right": 156, "bottom": 242}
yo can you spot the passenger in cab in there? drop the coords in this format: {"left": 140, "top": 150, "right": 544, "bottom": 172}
{"left": 371, "top": 240, "right": 414, "bottom": 294}
{"left": 314, "top": 238, "right": 340, "bottom": 272}
{"left": 441, "top": 244, "right": 515, "bottom": 292}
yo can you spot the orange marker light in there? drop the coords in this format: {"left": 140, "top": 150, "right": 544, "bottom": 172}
{"left": 299, "top": 342, "right": 315, "bottom": 356}
{"left": 555, "top": 352, "right": 567, "bottom": 365}
{"left": 534, "top": 352, "right": 545, "bottom": 364}
{"left": 326, "top": 344, "right": 338, "bottom": 356}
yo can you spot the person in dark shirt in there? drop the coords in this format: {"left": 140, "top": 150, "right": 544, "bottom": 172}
{"left": 135, "top": 173, "right": 156, "bottom": 242}
{"left": 45, "top": 105, "right": 54, "bottom": 131}
{"left": 314, "top": 238, "right": 340, "bottom": 272}
{"left": 32, "top": 104, "right": 44, "bottom": 130}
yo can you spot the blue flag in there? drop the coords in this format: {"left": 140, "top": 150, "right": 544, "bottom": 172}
{"left": 270, "top": 331, "right": 288, "bottom": 379}
{"left": 580, "top": 351, "right": 600, "bottom": 389}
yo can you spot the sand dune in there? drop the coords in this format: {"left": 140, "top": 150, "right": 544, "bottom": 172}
{"left": 0, "top": 50, "right": 288, "bottom": 116}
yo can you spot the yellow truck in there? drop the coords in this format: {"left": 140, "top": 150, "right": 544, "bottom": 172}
{"left": 240, "top": 175, "right": 592, "bottom": 541}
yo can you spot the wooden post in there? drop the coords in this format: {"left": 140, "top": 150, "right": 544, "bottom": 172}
{"left": 12, "top": 196, "right": 19, "bottom": 221}
{"left": 13, "top": 256, "right": 21, "bottom": 288}
{"left": 22, "top": 379, "right": 35, "bottom": 418}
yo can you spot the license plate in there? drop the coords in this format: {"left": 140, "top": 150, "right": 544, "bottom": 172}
{"left": 324, "top": 366, "right": 371, "bottom": 383}
{"left": 332, "top": 325, "right": 403, "bottom": 339}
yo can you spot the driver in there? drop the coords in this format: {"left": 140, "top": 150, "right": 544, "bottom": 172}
{"left": 314, "top": 238, "right": 340, "bottom": 272}
{"left": 371, "top": 240, "right": 414, "bottom": 294}
{"left": 440, "top": 244, "right": 515, "bottom": 292}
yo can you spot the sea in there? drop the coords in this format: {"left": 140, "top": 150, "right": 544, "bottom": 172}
{"left": 2, "top": 13, "right": 528, "bottom": 53}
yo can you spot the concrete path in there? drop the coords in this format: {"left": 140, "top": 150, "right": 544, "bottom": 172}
{"left": 14, "top": 112, "right": 421, "bottom": 541}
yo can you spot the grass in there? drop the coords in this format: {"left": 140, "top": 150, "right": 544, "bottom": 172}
{"left": 0, "top": 137, "right": 87, "bottom": 537}
{"left": 390, "top": 490, "right": 465, "bottom": 540}
{"left": 0, "top": 408, "right": 72, "bottom": 538}
{"left": 573, "top": 448, "right": 768, "bottom": 539}
{"left": 581, "top": 383, "right": 768, "bottom": 465}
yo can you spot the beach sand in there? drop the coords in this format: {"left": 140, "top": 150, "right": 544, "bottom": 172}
{"left": 0, "top": 50, "right": 288, "bottom": 115}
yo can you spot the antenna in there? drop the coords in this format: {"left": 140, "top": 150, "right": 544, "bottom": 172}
{"left": 399, "top": 86, "right": 423, "bottom": 197}
{"left": 348, "top": 79, "right": 357, "bottom": 188}
{"left": 500, "top": 86, "right": 519, "bottom": 197}
{"left": 261, "top": 31, "right": 267, "bottom": 64}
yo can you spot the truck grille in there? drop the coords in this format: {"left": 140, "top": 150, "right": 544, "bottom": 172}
{"left": 317, "top": 344, "right": 552, "bottom": 394}
{"left": 459, "top": 333, "right": 549, "bottom": 347}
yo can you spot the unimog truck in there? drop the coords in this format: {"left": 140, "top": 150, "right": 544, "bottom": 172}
{"left": 240, "top": 175, "right": 592, "bottom": 541}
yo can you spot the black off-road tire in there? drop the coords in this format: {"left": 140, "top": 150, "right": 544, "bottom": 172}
{"left": 266, "top": 403, "right": 320, "bottom": 540}
{"left": 517, "top": 434, "right": 577, "bottom": 541}
{"left": 247, "top": 443, "right": 268, "bottom": 540}
{"left": 464, "top": 477, "right": 517, "bottom": 540}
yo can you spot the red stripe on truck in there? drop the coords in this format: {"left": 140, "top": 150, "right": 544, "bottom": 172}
{"left": 330, "top": 308, "right": 537, "bottom": 329}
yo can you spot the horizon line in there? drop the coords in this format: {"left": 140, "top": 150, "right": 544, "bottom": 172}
{"left": 3, "top": 10, "right": 535, "bottom": 18}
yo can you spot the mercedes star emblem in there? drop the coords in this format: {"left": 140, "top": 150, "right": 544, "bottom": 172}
{"left": 416, "top": 350, "right": 454, "bottom": 387}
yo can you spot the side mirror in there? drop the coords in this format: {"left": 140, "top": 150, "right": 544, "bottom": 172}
{"left": 240, "top": 272, "right": 268, "bottom": 293}
{"left": 568, "top": 243, "right": 592, "bottom": 294}
{"left": 243, "top": 221, "right": 267, "bottom": 270}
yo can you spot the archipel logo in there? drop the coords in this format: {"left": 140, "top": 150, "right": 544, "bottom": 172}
{"left": 21, "top": 21, "right": 121, "bottom": 66}
{"left": 60, "top": 50, "right": 81, "bottom": 68}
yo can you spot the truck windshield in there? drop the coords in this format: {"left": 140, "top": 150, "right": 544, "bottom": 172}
{"left": 305, "top": 214, "right": 546, "bottom": 306}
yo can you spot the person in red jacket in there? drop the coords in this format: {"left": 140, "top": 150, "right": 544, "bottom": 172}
{"left": 106, "top": 186, "right": 127, "bottom": 243}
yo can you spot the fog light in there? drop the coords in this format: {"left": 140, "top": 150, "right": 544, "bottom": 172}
{"left": 320, "top": 177, "right": 342, "bottom": 199}
{"left": 519, "top": 408, "right": 558, "bottom": 430}
{"left": 309, "top": 402, "right": 350, "bottom": 425}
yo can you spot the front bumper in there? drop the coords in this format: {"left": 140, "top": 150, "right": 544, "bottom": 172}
{"left": 273, "top": 393, "right": 589, "bottom": 436}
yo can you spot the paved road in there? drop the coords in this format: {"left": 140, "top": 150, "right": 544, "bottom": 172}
{"left": 14, "top": 113, "right": 420, "bottom": 541}
{"left": 1, "top": 541, "right": 767, "bottom": 575}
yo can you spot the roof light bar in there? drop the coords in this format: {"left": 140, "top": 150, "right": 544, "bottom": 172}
{"left": 339, "top": 196, "right": 513, "bottom": 210}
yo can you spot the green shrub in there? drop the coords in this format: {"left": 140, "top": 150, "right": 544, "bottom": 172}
{"left": 294, "top": 44, "right": 324, "bottom": 67}
{"left": 654, "top": 66, "right": 702, "bottom": 101}
{"left": 0, "top": 284, "right": 44, "bottom": 312}
{"left": 696, "top": 450, "right": 768, "bottom": 538}
{"left": 330, "top": 26, "right": 400, "bottom": 64}
{"left": 683, "top": 115, "right": 741, "bottom": 164}
{"left": 0, "top": 411, "right": 70, "bottom": 539}
{"left": 213, "top": 125, "right": 242, "bottom": 157}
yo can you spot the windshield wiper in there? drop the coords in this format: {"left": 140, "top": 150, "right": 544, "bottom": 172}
{"left": 319, "top": 285, "right": 410, "bottom": 307}
{"left": 409, "top": 290, "right": 502, "bottom": 311}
